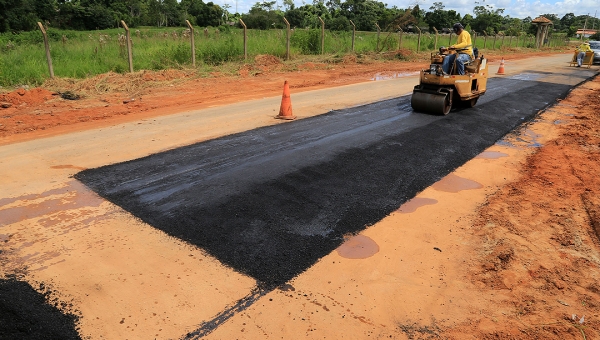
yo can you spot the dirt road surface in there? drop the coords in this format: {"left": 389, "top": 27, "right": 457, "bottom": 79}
{"left": 1, "top": 51, "right": 600, "bottom": 339}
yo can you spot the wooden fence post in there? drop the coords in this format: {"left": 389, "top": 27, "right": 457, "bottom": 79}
{"left": 239, "top": 19, "right": 247, "bottom": 60}
{"left": 472, "top": 31, "right": 477, "bottom": 48}
{"left": 398, "top": 28, "right": 403, "bottom": 49}
{"left": 36, "top": 22, "right": 54, "bottom": 78}
{"left": 283, "top": 17, "right": 291, "bottom": 60}
{"left": 448, "top": 32, "right": 453, "bottom": 46}
{"left": 501, "top": 35, "right": 505, "bottom": 48}
{"left": 120, "top": 20, "right": 133, "bottom": 72}
{"left": 375, "top": 23, "right": 380, "bottom": 52}
{"left": 185, "top": 20, "right": 196, "bottom": 67}
{"left": 319, "top": 17, "right": 325, "bottom": 54}
{"left": 493, "top": 35, "right": 497, "bottom": 50}
{"left": 415, "top": 26, "right": 421, "bottom": 52}
{"left": 350, "top": 20, "right": 356, "bottom": 52}
{"left": 433, "top": 27, "right": 438, "bottom": 50}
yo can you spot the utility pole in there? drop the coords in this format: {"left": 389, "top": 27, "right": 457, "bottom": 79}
{"left": 581, "top": 13, "right": 588, "bottom": 41}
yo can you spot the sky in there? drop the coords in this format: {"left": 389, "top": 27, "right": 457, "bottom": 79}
{"left": 224, "top": 0, "right": 599, "bottom": 22}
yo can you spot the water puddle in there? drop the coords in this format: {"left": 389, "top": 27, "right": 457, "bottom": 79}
{"left": 0, "top": 181, "right": 103, "bottom": 226}
{"left": 336, "top": 235, "right": 379, "bottom": 259}
{"left": 507, "top": 73, "right": 543, "bottom": 81}
{"left": 370, "top": 71, "right": 419, "bottom": 81}
{"left": 513, "top": 129, "right": 543, "bottom": 148}
{"left": 475, "top": 151, "right": 508, "bottom": 159}
{"left": 495, "top": 129, "right": 543, "bottom": 148}
{"left": 432, "top": 173, "right": 483, "bottom": 193}
{"left": 397, "top": 197, "right": 438, "bottom": 213}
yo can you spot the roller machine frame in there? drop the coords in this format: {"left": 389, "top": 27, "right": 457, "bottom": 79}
{"left": 411, "top": 50, "right": 488, "bottom": 115}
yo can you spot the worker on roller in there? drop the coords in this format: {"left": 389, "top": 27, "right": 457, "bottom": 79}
{"left": 440, "top": 23, "right": 474, "bottom": 75}
{"left": 576, "top": 41, "right": 592, "bottom": 67}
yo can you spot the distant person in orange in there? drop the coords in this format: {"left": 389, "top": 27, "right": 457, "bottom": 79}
{"left": 576, "top": 41, "right": 592, "bottom": 67}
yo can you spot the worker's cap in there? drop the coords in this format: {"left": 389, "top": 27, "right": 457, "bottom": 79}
{"left": 452, "top": 23, "right": 463, "bottom": 33}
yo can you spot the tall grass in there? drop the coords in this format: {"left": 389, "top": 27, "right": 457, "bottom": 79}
{"left": 0, "top": 26, "right": 566, "bottom": 87}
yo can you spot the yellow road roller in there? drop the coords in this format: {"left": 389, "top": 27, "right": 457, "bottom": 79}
{"left": 411, "top": 50, "right": 488, "bottom": 115}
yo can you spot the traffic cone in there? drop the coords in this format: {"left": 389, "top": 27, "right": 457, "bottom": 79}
{"left": 276, "top": 80, "right": 295, "bottom": 120}
{"left": 496, "top": 58, "right": 505, "bottom": 75}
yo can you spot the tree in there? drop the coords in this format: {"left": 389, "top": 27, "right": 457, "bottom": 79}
{"left": 340, "top": 0, "right": 385, "bottom": 31}
{"left": 424, "top": 2, "right": 460, "bottom": 32}
{"left": 0, "top": 0, "right": 38, "bottom": 32}
{"left": 471, "top": 2, "right": 504, "bottom": 35}
{"left": 196, "top": 2, "right": 223, "bottom": 26}
{"left": 283, "top": 0, "right": 294, "bottom": 11}
{"left": 461, "top": 13, "right": 473, "bottom": 28}
{"left": 241, "top": 2, "right": 283, "bottom": 29}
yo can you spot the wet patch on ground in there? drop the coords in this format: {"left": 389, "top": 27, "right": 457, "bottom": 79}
{"left": 75, "top": 78, "right": 573, "bottom": 288}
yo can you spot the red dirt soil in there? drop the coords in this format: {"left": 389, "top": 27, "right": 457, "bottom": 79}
{"left": 445, "top": 77, "right": 600, "bottom": 339}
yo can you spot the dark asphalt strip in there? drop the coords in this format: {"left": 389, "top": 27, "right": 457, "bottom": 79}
{"left": 75, "top": 78, "right": 572, "bottom": 289}
{"left": 0, "top": 278, "right": 81, "bottom": 339}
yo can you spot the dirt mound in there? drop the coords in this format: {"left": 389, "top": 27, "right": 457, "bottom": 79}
{"left": 342, "top": 55, "right": 357, "bottom": 64}
{"left": 254, "top": 54, "right": 282, "bottom": 66}
{"left": 0, "top": 88, "right": 56, "bottom": 106}
{"left": 44, "top": 70, "right": 195, "bottom": 96}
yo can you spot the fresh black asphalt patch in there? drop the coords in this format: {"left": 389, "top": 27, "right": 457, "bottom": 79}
{"left": 76, "top": 76, "right": 574, "bottom": 289}
{"left": 0, "top": 278, "right": 81, "bottom": 339}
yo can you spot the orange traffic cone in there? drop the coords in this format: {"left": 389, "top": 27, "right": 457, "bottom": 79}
{"left": 276, "top": 80, "right": 296, "bottom": 120}
{"left": 496, "top": 58, "right": 505, "bottom": 75}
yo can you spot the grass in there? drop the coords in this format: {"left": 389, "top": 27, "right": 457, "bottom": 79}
{"left": 0, "top": 27, "right": 570, "bottom": 88}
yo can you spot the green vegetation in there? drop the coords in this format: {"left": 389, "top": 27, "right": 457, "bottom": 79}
{"left": 1, "top": 0, "right": 586, "bottom": 87}
{"left": 0, "top": 24, "right": 571, "bottom": 88}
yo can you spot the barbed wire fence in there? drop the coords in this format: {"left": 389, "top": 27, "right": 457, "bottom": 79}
{"left": 34, "top": 20, "right": 569, "bottom": 78}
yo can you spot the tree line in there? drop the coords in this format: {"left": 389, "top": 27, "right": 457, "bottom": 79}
{"left": 1, "top": 0, "right": 599, "bottom": 39}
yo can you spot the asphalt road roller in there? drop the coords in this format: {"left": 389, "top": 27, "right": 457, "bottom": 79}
{"left": 411, "top": 50, "right": 488, "bottom": 115}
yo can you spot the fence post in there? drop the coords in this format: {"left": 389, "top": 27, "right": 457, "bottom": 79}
{"left": 36, "top": 22, "right": 54, "bottom": 78}
{"left": 493, "top": 35, "right": 497, "bottom": 50}
{"left": 350, "top": 20, "right": 356, "bottom": 52}
{"left": 120, "top": 20, "right": 133, "bottom": 72}
{"left": 509, "top": 35, "right": 512, "bottom": 47}
{"left": 415, "top": 26, "right": 421, "bottom": 52}
{"left": 483, "top": 33, "right": 487, "bottom": 49}
{"left": 283, "top": 17, "right": 291, "bottom": 60}
{"left": 433, "top": 27, "right": 438, "bottom": 50}
{"left": 375, "top": 23, "right": 380, "bottom": 52}
{"left": 185, "top": 20, "right": 196, "bottom": 66}
{"left": 319, "top": 17, "right": 325, "bottom": 54}
{"left": 448, "top": 32, "right": 453, "bottom": 46}
{"left": 472, "top": 31, "right": 477, "bottom": 48}
{"left": 239, "top": 19, "right": 247, "bottom": 60}
{"left": 501, "top": 35, "right": 505, "bottom": 48}
{"left": 398, "top": 28, "right": 403, "bottom": 49}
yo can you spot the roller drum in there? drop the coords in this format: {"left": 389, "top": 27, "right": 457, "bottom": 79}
{"left": 411, "top": 91, "right": 451, "bottom": 115}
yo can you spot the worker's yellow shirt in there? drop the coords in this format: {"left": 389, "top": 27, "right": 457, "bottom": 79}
{"left": 577, "top": 43, "right": 592, "bottom": 52}
{"left": 452, "top": 30, "right": 473, "bottom": 58}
